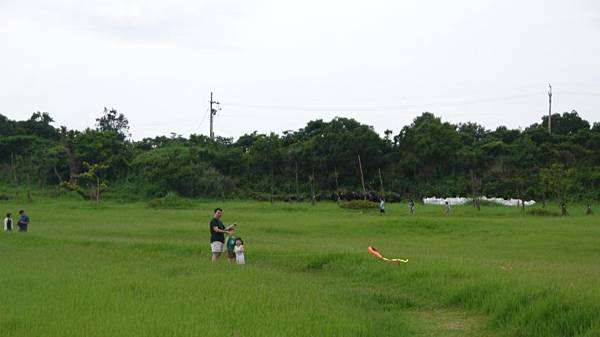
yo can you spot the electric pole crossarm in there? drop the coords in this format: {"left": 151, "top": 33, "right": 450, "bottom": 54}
{"left": 209, "top": 92, "right": 221, "bottom": 140}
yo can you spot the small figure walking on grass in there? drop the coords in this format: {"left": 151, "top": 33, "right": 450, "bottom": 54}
{"left": 560, "top": 202, "right": 568, "bottom": 216}
{"left": 444, "top": 201, "right": 451, "bottom": 215}
{"left": 379, "top": 199, "right": 385, "bottom": 214}
{"left": 586, "top": 204, "right": 594, "bottom": 215}
{"left": 3, "top": 213, "right": 13, "bottom": 232}
{"left": 408, "top": 199, "right": 416, "bottom": 214}
{"left": 234, "top": 238, "right": 245, "bottom": 265}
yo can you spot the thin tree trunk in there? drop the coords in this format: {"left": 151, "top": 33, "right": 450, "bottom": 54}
{"left": 11, "top": 153, "right": 19, "bottom": 198}
{"left": 26, "top": 173, "right": 32, "bottom": 202}
{"left": 53, "top": 167, "right": 63, "bottom": 193}
{"left": 65, "top": 143, "right": 79, "bottom": 185}
{"left": 295, "top": 161, "right": 299, "bottom": 198}
{"left": 270, "top": 167, "right": 274, "bottom": 204}
{"left": 96, "top": 176, "right": 100, "bottom": 204}
{"left": 310, "top": 171, "right": 316, "bottom": 206}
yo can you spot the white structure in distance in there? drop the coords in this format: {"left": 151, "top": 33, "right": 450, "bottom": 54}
{"left": 422, "top": 197, "right": 536, "bottom": 207}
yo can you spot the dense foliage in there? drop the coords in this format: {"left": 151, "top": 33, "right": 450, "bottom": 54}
{"left": 1, "top": 109, "right": 599, "bottom": 202}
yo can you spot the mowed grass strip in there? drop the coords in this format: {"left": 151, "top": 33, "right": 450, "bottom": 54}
{"left": 1, "top": 199, "right": 600, "bottom": 336}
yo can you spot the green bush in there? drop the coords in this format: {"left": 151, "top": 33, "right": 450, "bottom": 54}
{"left": 339, "top": 200, "right": 379, "bottom": 210}
{"left": 246, "top": 191, "right": 273, "bottom": 201}
{"left": 0, "top": 192, "right": 9, "bottom": 200}
{"left": 101, "top": 182, "right": 142, "bottom": 203}
{"left": 147, "top": 192, "right": 196, "bottom": 209}
{"left": 131, "top": 146, "right": 235, "bottom": 198}
{"left": 526, "top": 208, "right": 560, "bottom": 216}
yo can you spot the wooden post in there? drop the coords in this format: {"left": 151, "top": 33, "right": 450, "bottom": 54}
{"left": 334, "top": 167, "right": 340, "bottom": 202}
{"left": 357, "top": 154, "right": 366, "bottom": 199}
{"left": 378, "top": 168, "right": 384, "bottom": 198}
{"left": 295, "top": 161, "right": 299, "bottom": 198}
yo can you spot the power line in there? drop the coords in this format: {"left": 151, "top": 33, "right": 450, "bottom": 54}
{"left": 222, "top": 92, "right": 542, "bottom": 112}
{"left": 198, "top": 107, "right": 210, "bottom": 130}
{"left": 560, "top": 91, "right": 600, "bottom": 96}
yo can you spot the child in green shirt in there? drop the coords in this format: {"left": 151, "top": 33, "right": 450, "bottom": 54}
{"left": 226, "top": 227, "right": 238, "bottom": 262}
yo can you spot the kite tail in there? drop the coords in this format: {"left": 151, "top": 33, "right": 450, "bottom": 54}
{"left": 368, "top": 246, "right": 408, "bottom": 264}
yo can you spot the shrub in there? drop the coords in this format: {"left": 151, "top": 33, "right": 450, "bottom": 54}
{"left": 339, "top": 200, "right": 379, "bottom": 210}
{"left": 247, "top": 191, "right": 273, "bottom": 201}
{"left": 148, "top": 192, "right": 196, "bottom": 209}
{"left": 131, "top": 146, "right": 235, "bottom": 198}
{"left": 526, "top": 208, "right": 560, "bottom": 217}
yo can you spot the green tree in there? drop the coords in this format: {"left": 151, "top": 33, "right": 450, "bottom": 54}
{"left": 96, "top": 107, "right": 130, "bottom": 139}
{"left": 79, "top": 161, "right": 110, "bottom": 203}
{"left": 540, "top": 164, "right": 576, "bottom": 206}
{"left": 131, "top": 146, "right": 233, "bottom": 198}
{"left": 395, "top": 112, "right": 461, "bottom": 183}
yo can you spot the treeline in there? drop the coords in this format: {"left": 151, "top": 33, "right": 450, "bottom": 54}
{"left": 1, "top": 109, "right": 599, "bottom": 203}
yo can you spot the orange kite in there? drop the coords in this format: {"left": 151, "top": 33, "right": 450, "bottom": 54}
{"left": 368, "top": 246, "right": 408, "bottom": 264}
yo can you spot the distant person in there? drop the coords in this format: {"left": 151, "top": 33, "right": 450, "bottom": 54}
{"left": 379, "top": 199, "right": 385, "bottom": 214}
{"left": 209, "top": 208, "right": 236, "bottom": 262}
{"left": 234, "top": 238, "right": 245, "bottom": 265}
{"left": 408, "top": 199, "right": 415, "bottom": 214}
{"left": 17, "top": 210, "right": 29, "bottom": 232}
{"left": 586, "top": 204, "right": 593, "bottom": 215}
{"left": 225, "top": 227, "right": 239, "bottom": 263}
{"left": 560, "top": 202, "right": 568, "bottom": 216}
{"left": 444, "top": 201, "right": 451, "bottom": 215}
{"left": 3, "top": 213, "right": 13, "bottom": 232}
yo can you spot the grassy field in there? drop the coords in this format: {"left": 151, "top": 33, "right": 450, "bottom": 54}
{"left": 1, "top": 197, "right": 600, "bottom": 337}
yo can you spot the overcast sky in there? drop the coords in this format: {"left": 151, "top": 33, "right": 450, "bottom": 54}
{"left": 1, "top": 0, "right": 599, "bottom": 140}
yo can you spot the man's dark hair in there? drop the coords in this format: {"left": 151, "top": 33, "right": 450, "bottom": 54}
{"left": 6, "top": 213, "right": 10, "bottom": 217}
{"left": 19, "top": 210, "right": 24, "bottom": 214}
{"left": 214, "top": 208, "right": 223, "bottom": 213}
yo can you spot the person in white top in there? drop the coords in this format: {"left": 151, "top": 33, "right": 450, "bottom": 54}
{"left": 408, "top": 199, "right": 416, "bottom": 214}
{"left": 234, "top": 238, "right": 245, "bottom": 265}
{"left": 444, "top": 201, "right": 451, "bottom": 215}
{"left": 3, "top": 213, "right": 13, "bottom": 232}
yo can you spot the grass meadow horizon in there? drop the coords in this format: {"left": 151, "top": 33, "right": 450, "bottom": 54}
{"left": 1, "top": 193, "right": 600, "bottom": 336}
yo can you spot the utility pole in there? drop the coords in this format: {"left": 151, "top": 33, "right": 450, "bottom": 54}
{"left": 548, "top": 84, "right": 552, "bottom": 134}
{"left": 209, "top": 92, "right": 220, "bottom": 140}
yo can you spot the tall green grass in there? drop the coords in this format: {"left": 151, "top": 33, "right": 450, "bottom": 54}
{"left": 1, "top": 196, "right": 599, "bottom": 336}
